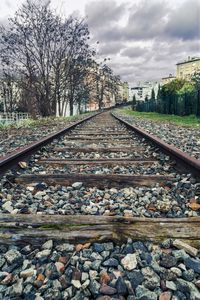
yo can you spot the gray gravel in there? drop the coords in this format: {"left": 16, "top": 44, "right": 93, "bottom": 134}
{"left": 115, "top": 111, "right": 200, "bottom": 160}
{"left": 0, "top": 239, "right": 200, "bottom": 299}
{"left": 0, "top": 114, "right": 92, "bottom": 157}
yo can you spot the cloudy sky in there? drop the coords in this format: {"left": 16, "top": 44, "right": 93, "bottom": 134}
{"left": 0, "top": 0, "right": 200, "bottom": 86}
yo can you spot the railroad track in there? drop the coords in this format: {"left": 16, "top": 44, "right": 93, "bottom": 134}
{"left": 0, "top": 111, "right": 200, "bottom": 246}
{"left": 1, "top": 111, "right": 200, "bottom": 299}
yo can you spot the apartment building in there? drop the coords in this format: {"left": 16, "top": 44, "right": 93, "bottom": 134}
{"left": 176, "top": 56, "right": 200, "bottom": 80}
{"left": 130, "top": 81, "right": 159, "bottom": 101}
{"left": 161, "top": 74, "right": 176, "bottom": 85}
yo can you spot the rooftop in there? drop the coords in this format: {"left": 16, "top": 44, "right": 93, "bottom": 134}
{"left": 176, "top": 56, "right": 200, "bottom": 65}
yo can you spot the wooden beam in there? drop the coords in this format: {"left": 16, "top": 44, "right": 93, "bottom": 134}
{"left": 71, "top": 132, "right": 128, "bottom": 135}
{"left": 1, "top": 214, "right": 200, "bottom": 247}
{"left": 65, "top": 136, "right": 131, "bottom": 140}
{"left": 15, "top": 173, "right": 173, "bottom": 188}
{"left": 53, "top": 147, "right": 144, "bottom": 153}
{"left": 38, "top": 159, "right": 158, "bottom": 166}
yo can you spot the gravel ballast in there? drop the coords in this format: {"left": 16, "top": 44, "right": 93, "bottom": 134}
{"left": 0, "top": 239, "right": 200, "bottom": 299}
{"left": 115, "top": 111, "right": 200, "bottom": 160}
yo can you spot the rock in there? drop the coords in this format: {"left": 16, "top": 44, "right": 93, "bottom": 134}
{"left": 11, "top": 278, "right": 23, "bottom": 296}
{"left": 93, "top": 243, "right": 105, "bottom": 252}
{"left": 127, "top": 270, "right": 144, "bottom": 289}
{"left": 116, "top": 277, "right": 127, "bottom": 295}
{"left": 37, "top": 274, "right": 45, "bottom": 282}
{"left": 2, "top": 201, "right": 13, "bottom": 212}
{"left": 184, "top": 257, "right": 200, "bottom": 273}
{"left": 160, "top": 254, "right": 177, "bottom": 268}
{"left": 121, "top": 253, "right": 137, "bottom": 270}
{"left": 41, "top": 240, "right": 53, "bottom": 250}
{"left": 36, "top": 249, "right": 51, "bottom": 258}
{"left": 170, "top": 267, "right": 182, "bottom": 277}
{"left": 59, "top": 274, "right": 69, "bottom": 289}
{"left": 55, "top": 262, "right": 65, "bottom": 273}
{"left": 161, "top": 239, "right": 172, "bottom": 249}
{"left": 135, "top": 285, "right": 157, "bottom": 300}
{"left": 89, "top": 270, "right": 98, "bottom": 280}
{"left": 173, "top": 239, "right": 198, "bottom": 257}
{"left": 0, "top": 255, "right": 5, "bottom": 268}
{"left": 96, "top": 297, "right": 112, "bottom": 300}
{"left": 4, "top": 249, "right": 22, "bottom": 264}
{"left": 142, "top": 267, "right": 160, "bottom": 290}
{"left": 72, "top": 182, "right": 83, "bottom": 189}
{"left": 1, "top": 273, "right": 12, "bottom": 285}
{"left": 81, "top": 272, "right": 89, "bottom": 282}
{"left": 42, "top": 288, "right": 61, "bottom": 299}
{"left": 166, "top": 280, "right": 177, "bottom": 291}
{"left": 102, "top": 258, "right": 119, "bottom": 267}
{"left": 132, "top": 241, "right": 147, "bottom": 252}
{"left": 89, "top": 279, "right": 101, "bottom": 295}
{"left": 195, "top": 279, "right": 200, "bottom": 288}
{"left": 159, "top": 291, "right": 172, "bottom": 300}
{"left": 173, "top": 249, "right": 189, "bottom": 260}
{"left": 56, "top": 243, "right": 74, "bottom": 252}
{"left": 176, "top": 278, "right": 200, "bottom": 299}
{"left": 182, "top": 269, "right": 195, "bottom": 281}
{"left": 58, "top": 256, "right": 69, "bottom": 264}
{"left": 100, "top": 284, "right": 117, "bottom": 295}
{"left": 103, "top": 242, "right": 114, "bottom": 251}
{"left": 82, "top": 279, "right": 90, "bottom": 289}
{"left": 72, "top": 268, "right": 82, "bottom": 281}
{"left": 71, "top": 280, "right": 81, "bottom": 289}
{"left": 20, "top": 268, "right": 36, "bottom": 278}
{"left": 100, "top": 272, "right": 110, "bottom": 284}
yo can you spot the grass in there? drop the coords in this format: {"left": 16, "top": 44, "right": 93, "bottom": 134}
{"left": 0, "top": 112, "right": 91, "bottom": 131}
{"left": 39, "top": 224, "right": 89, "bottom": 230}
{"left": 119, "top": 109, "right": 200, "bottom": 127}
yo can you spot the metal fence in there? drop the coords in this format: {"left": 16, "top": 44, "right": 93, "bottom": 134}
{"left": 0, "top": 112, "right": 29, "bottom": 125}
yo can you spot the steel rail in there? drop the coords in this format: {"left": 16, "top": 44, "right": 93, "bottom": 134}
{"left": 0, "top": 112, "right": 101, "bottom": 175}
{"left": 112, "top": 113, "right": 200, "bottom": 179}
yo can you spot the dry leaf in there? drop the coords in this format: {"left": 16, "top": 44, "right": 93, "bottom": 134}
{"left": 18, "top": 161, "right": 27, "bottom": 169}
{"left": 189, "top": 203, "right": 200, "bottom": 211}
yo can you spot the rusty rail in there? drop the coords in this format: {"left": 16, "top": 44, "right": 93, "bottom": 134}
{"left": 112, "top": 113, "right": 200, "bottom": 179}
{"left": 0, "top": 112, "right": 101, "bottom": 175}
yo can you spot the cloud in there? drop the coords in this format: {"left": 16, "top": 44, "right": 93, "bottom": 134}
{"left": 164, "top": 0, "right": 200, "bottom": 40}
{"left": 85, "top": 0, "right": 126, "bottom": 29}
{"left": 123, "top": 0, "right": 169, "bottom": 40}
{"left": 121, "top": 46, "right": 149, "bottom": 58}
{"left": 98, "top": 41, "right": 125, "bottom": 56}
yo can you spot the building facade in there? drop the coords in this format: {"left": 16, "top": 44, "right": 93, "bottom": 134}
{"left": 130, "top": 81, "right": 159, "bottom": 101}
{"left": 176, "top": 57, "right": 200, "bottom": 80}
{"left": 161, "top": 74, "right": 176, "bottom": 85}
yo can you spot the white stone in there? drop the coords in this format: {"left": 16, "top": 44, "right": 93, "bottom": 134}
{"left": 36, "top": 249, "right": 51, "bottom": 258}
{"left": 89, "top": 270, "right": 98, "bottom": 280}
{"left": 82, "top": 279, "right": 90, "bottom": 289}
{"left": 166, "top": 280, "right": 177, "bottom": 291}
{"left": 72, "top": 182, "right": 83, "bottom": 189}
{"left": 2, "top": 201, "right": 13, "bottom": 212}
{"left": 173, "top": 239, "right": 198, "bottom": 257}
{"left": 121, "top": 253, "right": 137, "bottom": 270}
{"left": 20, "top": 268, "right": 36, "bottom": 278}
{"left": 170, "top": 267, "right": 182, "bottom": 277}
{"left": 71, "top": 280, "right": 81, "bottom": 289}
{"left": 81, "top": 272, "right": 89, "bottom": 282}
{"left": 41, "top": 240, "right": 53, "bottom": 250}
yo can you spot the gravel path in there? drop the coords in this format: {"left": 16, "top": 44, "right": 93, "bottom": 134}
{"left": 0, "top": 114, "right": 92, "bottom": 157}
{"left": 115, "top": 111, "right": 200, "bottom": 160}
{"left": 0, "top": 238, "right": 200, "bottom": 299}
